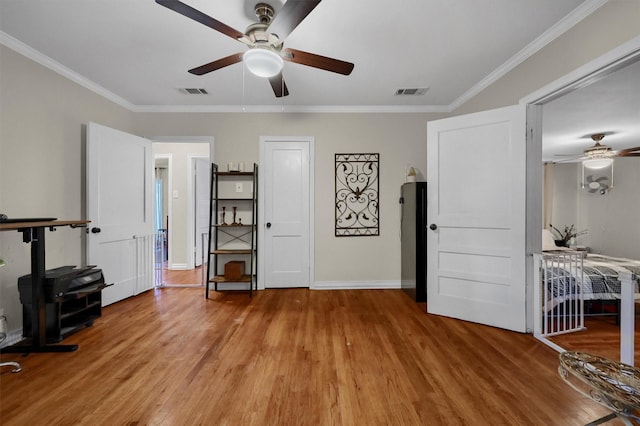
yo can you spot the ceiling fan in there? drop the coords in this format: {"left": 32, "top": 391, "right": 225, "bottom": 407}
{"left": 555, "top": 133, "right": 640, "bottom": 169}
{"left": 156, "top": 0, "right": 355, "bottom": 97}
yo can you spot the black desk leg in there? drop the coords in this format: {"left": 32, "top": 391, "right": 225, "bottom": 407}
{"left": 0, "top": 226, "right": 78, "bottom": 354}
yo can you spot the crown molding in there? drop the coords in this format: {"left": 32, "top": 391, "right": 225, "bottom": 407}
{"left": 131, "top": 104, "right": 450, "bottom": 113}
{"left": 448, "top": 0, "right": 608, "bottom": 111}
{"left": 0, "top": 31, "right": 136, "bottom": 111}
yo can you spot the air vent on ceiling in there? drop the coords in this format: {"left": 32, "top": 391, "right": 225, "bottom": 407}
{"left": 178, "top": 88, "right": 209, "bottom": 95}
{"left": 395, "top": 88, "right": 428, "bottom": 96}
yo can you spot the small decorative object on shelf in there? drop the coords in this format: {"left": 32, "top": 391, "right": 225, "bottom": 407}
{"left": 220, "top": 206, "right": 227, "bottom": 226}
{"left": 231, "top": 206, "right": 238, "bottom": 225}
{"left": 407, "top": 166, "right": 416, "bottom": 183}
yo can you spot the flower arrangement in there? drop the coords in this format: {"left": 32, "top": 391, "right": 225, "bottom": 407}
{"left": 549, "top": 224, "right": 588, "bottom": 247}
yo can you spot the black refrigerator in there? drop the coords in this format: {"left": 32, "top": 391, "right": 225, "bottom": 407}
{"left": 400, "top": 182, "right": 427, "bottom": 302}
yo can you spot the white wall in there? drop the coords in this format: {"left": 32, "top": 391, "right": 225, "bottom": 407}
{"left": 549, "top": 163, "right": 579, "bottom": 240}
{"left": 133, "top": 113, "right": 441, "bottom": 283}
{"left": 578, "top": 158, "right": 640, "bottom": 258}
{"left": 454, "top": 0, "right": 640, "bottom": 115}
{"left": 550, "top": 159, "right": 640, "bottom": 259}
{"left": 0, "top": 45, "right": 133, "bottom": 334}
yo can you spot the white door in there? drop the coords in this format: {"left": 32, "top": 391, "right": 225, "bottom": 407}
{"left": 87, "top": 122, "right": 154, "bottom": 306}
{"left": 426, "top": 105, "right": 527, "bottom": 332}
{"left": 193, "top": 158, "right": 210, "bottom": 267}
{"left": 260, "top": 137, "right": 313, "bottom": 288}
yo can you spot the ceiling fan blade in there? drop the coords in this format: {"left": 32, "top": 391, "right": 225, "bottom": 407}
{"left": 268, "top": 73, "right": 289, "bottom": 98}
{"left": 188, "top": 53, "right": 243, "bottom": 75}
{"left": 267, "top": 0, "right": 321, "bottom": 40}
{"left": 283, "top": 48, "right": 354, "bottom": 75}
{"left": 614, "top": 146, "right": 640, "bottom": 156}
{"left": 552, "top": 156, "right": 584, "bottom": 164}
{"left": 156, "top": 0, "right": 245, "bottom": 41}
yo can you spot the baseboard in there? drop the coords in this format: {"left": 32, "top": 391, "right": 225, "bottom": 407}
{"left": 312, "top": 280, "right": 401, "bottom": 290}
{"left": 168, "top": 263, "right": 188, "bottom": 270}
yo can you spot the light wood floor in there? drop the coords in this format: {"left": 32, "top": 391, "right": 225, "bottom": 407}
{"left": 0, "top": 288, "right": 621, "bottom": 425}
{"left": 550, "top": 310, "right": 640, "bottom": 362}
{"left": 160, "top": 265, "right": 204, "bottom": 286}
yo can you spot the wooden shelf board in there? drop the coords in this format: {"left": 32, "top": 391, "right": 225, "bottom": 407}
{"left": 212, "top": 250, "right": 253, "bottom": 254}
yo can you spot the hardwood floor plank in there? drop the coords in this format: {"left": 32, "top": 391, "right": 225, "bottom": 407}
{"left": 1, "top": 288, "right": 621, "bottom": 425}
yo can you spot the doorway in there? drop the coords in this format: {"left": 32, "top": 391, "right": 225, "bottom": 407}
{"left": 259, "top": 136, "right": 315, "bottom": 289}
{"left": 152, "top": 137, "right": 214, "bottom": 286}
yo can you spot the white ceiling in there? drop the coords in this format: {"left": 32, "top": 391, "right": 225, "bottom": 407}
{"left": 0, "top": 0, "right": 638, "bottom": 157}
{"left": 1, "top": 0, "right": 592, "bottom": 111}
{"left": 542, "top": 58, "right": 640, "bottom": 162}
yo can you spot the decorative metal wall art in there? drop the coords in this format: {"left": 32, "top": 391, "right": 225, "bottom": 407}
{"left": 335, "top": 153, "right": 379, "bottom": 236}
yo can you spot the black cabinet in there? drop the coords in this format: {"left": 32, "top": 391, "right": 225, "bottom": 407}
{"left": 400, "top": 182, "right": 428, "bottom": 302}
{"left": 22, "top": 287, "right": 103, "bottom": 343}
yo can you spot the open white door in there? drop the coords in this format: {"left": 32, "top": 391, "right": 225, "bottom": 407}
{"left": 87, "top": 122, "right": 154, "bottom": 306}
{"left": 427, "top": 105, "right": 527, "bottom": 332}
{"left": 260, "top": 137, "right": 313, "bottom": 288}
{"left": 193, "top": 157, "right": 210, "bottom": 267}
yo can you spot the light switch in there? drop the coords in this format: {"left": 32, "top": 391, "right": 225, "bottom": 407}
{"left": 173, "top": 190, "right": 179, "bottom": 198}
{"left": 236, "top": 183, "right": 243, "bottom": 193}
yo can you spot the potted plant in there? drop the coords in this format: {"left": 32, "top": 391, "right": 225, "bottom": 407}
{"left": 549, "top": 224, "right": 587, "bottom": 247}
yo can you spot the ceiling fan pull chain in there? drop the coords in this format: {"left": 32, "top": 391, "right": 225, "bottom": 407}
{"left": 242, "top": 62, "right": 246, "bottom": 113}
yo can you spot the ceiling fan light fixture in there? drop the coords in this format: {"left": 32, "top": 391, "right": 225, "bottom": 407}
{"left": 243, "top": 48, "right": 283, "bottom": 78}
{"left": 583, "top": 157, "right": 613, "bottom": 169}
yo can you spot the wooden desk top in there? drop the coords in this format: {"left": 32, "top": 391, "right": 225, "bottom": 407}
{"left": 0, "top": 220, "right": 90, "bottom": 231}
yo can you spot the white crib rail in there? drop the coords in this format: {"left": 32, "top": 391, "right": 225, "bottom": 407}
{"left": 533, "top": 251, "right": 585, "bottom": 338}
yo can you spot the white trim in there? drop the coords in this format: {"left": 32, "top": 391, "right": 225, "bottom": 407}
{"left": 258, "top": 136, "right": 314, "bottom": 290}
{"left": 450, "top": 0, "right": 607, "bottom": 111}
{"left": 150, "top": 136, "right": 215, "bottom": 161}
{"left": 152, "top": 137, "right": 214, "bottom": 271}
{"left": 0, "top": 31, "right": 136, "bottom": 110}
{"left": 521, "top": 34, "right": 640, "bottom": 105}
{"left": 521, "top": 32, "right": 640, "bottom": 335}
{"left": 154, "top": 153, "right": 173, "bottom": 268}
{"left": 0, "top": 1, "right": 604, "bottom": 114}
{"left": 187, "top": 155, "right": 210, "bottom": 269}
{"left": 312, "top": 280, "right": 401, "bottom": 290}
{"left": 133, "top": 104, "right": 451, "bottom": 114}
{"left": 169, "top": 263, "right": 189, "bottom": 270}
{"left": 533, "top": 334, "right": 566, "bottom": 354}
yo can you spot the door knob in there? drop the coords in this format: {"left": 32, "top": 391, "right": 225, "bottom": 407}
{"left": 429, "top": 224, "right": 437, "bottom": 231}
{"left": 91, "top": 227, "right": 101, "bottom": 234}
{"left": 266, "top": 222, "right": 272, "bottom": 228}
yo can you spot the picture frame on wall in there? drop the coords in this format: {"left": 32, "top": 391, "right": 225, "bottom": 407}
{"left": 335, "top": 153, "right": 379, "bottom": 237}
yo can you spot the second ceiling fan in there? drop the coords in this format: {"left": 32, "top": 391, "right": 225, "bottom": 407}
{"left": 156, "top": 0, "right": 355, "bottom": 97}
{"left": 555, "top": 133, "right": 640, "bottom": 168}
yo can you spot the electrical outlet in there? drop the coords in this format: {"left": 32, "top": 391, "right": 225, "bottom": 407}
{"left": 235, "top": 183, "right": 243, "bottom": 193}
